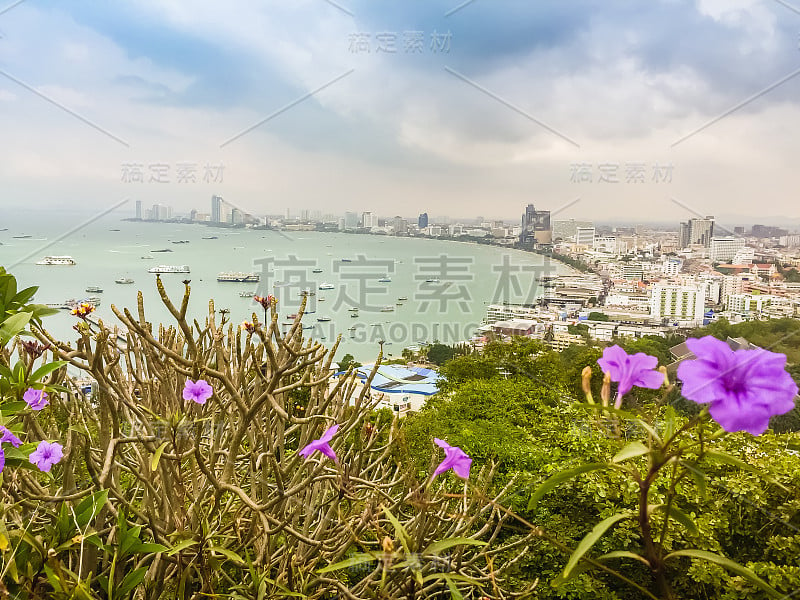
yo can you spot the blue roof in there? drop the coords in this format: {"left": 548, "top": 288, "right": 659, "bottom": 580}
{"left": 336, "top": 364, "right": 441, "bottom": 396}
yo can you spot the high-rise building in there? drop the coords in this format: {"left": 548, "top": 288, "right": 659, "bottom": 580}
{"left": 343, "top": 212, "right": 360, "bottom": 230}
{"left": 211, "top": 195, "right": 224, "bottom": 223}
{"left": 575, "top": 226, "right": 595, "bottom": 247}
{"left": 752, "top": 224, "right": 788, "bottom": 238}
{"left": 231, "top": 208, "right": 243, "bottom": 225}
{"left": 393, "top": 216, "right": 408, "bottom": 235}
{"left": 650, "top": 284, "right": 706, "bottom": 326}
{"left": 520, "top": 203, "right": 551, "bottom": 247}
{"left": 135, "top": 200, "right": 143, "bottom": 220}
{"left": 678, "top": 216, "right": 715, "bottom": 248}
{"left": 418, "top": 213, "right": 429, "bottom": 229}
{"left": 361, "top": 211, "right": 377, "bottom": 229}
{"left": 709, "top": 237, "right": 745, "bottom": 263}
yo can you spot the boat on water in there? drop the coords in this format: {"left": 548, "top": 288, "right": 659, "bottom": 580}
{"left": 425, "top": 278, "right": 440, "bottom": 283}
{"left": 140, "top": 256, "right": 154, "bottom": 259}
{"left": 397, "top": 296, "right": 408, "bottom": 301}
{"left": 317, "top": 316, "right": 332, "bottom": 322}
{"left": 239, "top": 291, "right": 254, "bottom": 297}
{"left": 286, "top": 313, "right": 298, "bottom": 320}
{"left": 351, "top": 312, "right": 359, "bottom": 318}
{"left": 299, "top": 290, "right": 316, "bottom": 297}
{"left": 318, "top": 283, "right": 335, "bottom": 290}
{"left": 218, "top": 272, "right": 260, "bottom": 283}
{"left": 85, "top": 286, "right": 103, "bottom": 293}
{"left": 380, "top": 306, "right": 395, "bottom": 312}
{"left": 116, "top": 277, "right": 134, "bottom": 284}
{"left": 312, "top": 268, "right": 323, "bottom": 273}
{"left": 341, "top": 258, "right": 352, "bottom": 262}
{"left": 202, "top": 236, "right": 218, "bottom": 240}
{"left": 36, "top": 255, "right": 76, "bottom": 266}
{"left": 148, "top": 265, "right": 190, "bottom": 274}
{"left": 13, "top": 235, "right": 32, "bottom": 239}
{"left": 172, "top": 240, "right": 190, "bottom": 244}
{"left": 302, "top": 325, "right": 314, "bottom": 330}
{"left": 348, "top": 307, "right": 359, "bottom": 312}
{"left": 151, "top": 249, "right": 173, "bottom": 253}
{"left": 378, "top": 277, "right": 392, "bottom": 283}
{"left": 48, "top": 297, "right": 101, "bottom": 310}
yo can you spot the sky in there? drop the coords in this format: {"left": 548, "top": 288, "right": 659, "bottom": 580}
{"left": 0, "top": 0, "right": 799, "bottom": 225}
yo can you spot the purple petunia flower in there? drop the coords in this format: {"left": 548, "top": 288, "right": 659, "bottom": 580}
{"left": 28, "top": 441, "right": 63, "bottom": 472}
{"left": 183, "top": 379, "right": 213, "bottom": 405}
{"left": 0, "top": 426, "right": 22, "bottom": 448}
{"left": 597, "top": 345, "right": 665, "bottom": 408}
{"left": 299, "top": 424, "right": 339, "bottom": 463}
{"left": 676, "top": 336, "right": 798, "bottom": 436}
{"left": 23, "top": 388, "right": 49, "bottom": 411}
{"left": 433, "top": 438, "right": 472, "bottom": 480}
{"left": 0, "top": 447, "right": 5, "bottom": 473}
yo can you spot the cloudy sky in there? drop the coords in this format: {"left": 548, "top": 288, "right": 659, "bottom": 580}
{"left": 1, "top": 0, "right": 799, "bottom": 224}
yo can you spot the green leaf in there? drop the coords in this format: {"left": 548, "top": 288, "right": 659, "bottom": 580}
{"left": 445, "top": 576, "right": 464, "bottom": 600}
{"left": 663, "top": 405, "right": 676, "bottom": 441}
{"left": 612, "top": 441, "right": 649, "bottom": 463}
{"left": 597, "top": 550, "right": 650, "bottom": 566}
{"left": 424, "top": 537, "right": 486, "bottom": 557}
{"left": 383, "top": 506, "right": 411, "bottom": 555}
{"left": 167, "top": 538, "right": 198, "bottom": 556}
{"left": 117, "top": 566, "right": 148, "bottom": 597}
{"left": 528, "top": 463, "right": 609, "bottom": 510}
{"left": 649, "top": 503, "right": 699, "bottom": 536}
{"left": 209, "top": 545, "right": 246, "bottom": 564}
{"left": 0, "top": 312, "right": 32, "bottom": 344}
{"left": 686, "top": 465, "right": 708, "bottom": 501}
{"left": 704, "top": 450, "right": 788, "bottom": 492}
{"left": 559, "top": 512, "right": 631, "bottom": 581}
{"left": 131, "top": 542, "right": 168, "bottom": 554}
{"left": 75, "top": 489, "right": 109, "bottom": 529}
{"left": 12, "top": 286, "right": 37, "bottom": 307}
{"left": 28, "top": 361, "right": 67, "bottom": 384}
{"left": 150, "top": 442, "right": 169, "bottom": 471}
{"left": 317, "top": 553, "right": 376, "bottom": 574}
{"left": 664, "top": 549, "right": 783, "bottom": 599}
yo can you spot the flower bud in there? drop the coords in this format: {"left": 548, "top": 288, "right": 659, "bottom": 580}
{"left": 581, "top": 366, "right": 594, "bottom": 404}
{"left": 600, "top": 371, "right": 611, "bottom": 407}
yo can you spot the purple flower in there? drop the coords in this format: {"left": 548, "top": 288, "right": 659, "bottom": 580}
{"left": 677, "top": 336, "right": 798, "bottom": 436}
{"left": 183, "top": 379, "right": 213, "bottom": 405}
{"left": 597, "top": 345, "right": 664, "bottom": 408}
{"left": 0, "top": 426, "right": 22, "bottom": 448}
{"left": 433, "top": 438, "right": 472, "bottom": 479}
{"left": 28, "top": 441, "right": 63, "bottom": 472}
{"left": 23, "top": 388, "right": 49, "bottom": 411}
{"left": 299, "top": 424, "right": 339, "bottom": 463}
{"left": 0, "top": 448, "right": 4, "bottom": 473}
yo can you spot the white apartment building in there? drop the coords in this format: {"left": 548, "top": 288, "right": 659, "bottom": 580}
{"left": 725, "top": 293, "right": 795, "bottom": 318}
{"left": 594, "top": 236, "right": 618, "bottom": 253}
{"left": 485, "top": 304, "right": 541, "bottom": 324}
{"left": 732, "top": 247, "right": 755, "bottom": 264}
{"left": 650, "top": 285, "right": 706, "bottom": 326}
{"left": 662, "top": 258, "right": 682, "bottom": 276}
{"left": 709, "top": 237, "right": 745, "bottom": 263}
{"left": 575, "top": 227, "right": 595, "bottom": 247}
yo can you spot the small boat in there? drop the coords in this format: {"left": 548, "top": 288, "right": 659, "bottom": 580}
{"left": 396, "top": 301, "right": 403, "bottom": 305}
{"left": 425, "top": 278, "right": 440, "bottom": 283}
{"left": 312, "top": 268, "right": 323, "bottom": 273}
{"left": 13, "top": 235, "right": 32, "bottom": 239}
{"left": 149, "top": 265, "right": 190, "bottom": 274}
{"left": 380, "top": 306, "right": 394, "bottom": 312}
{"left": 302, "top": 325, "right": 314, "bottom": 330}
{"left": 378, "top": 277, "right": 391, "bottom": 283}
{"left": 116, "top": 277, "right": 134, "bottom": 284}
{"left": 317, "top": 316, "right": 332, "bottom": 322}
{"left": 397, "top": 296, "right": 408, "bottom": 301}
{"left": 348, "top": 326, "right": 357, "bottom": 331}
{"left": 202, "top": 236, "right": 218, "bottom": 240}
{"left": 318, "top": 283, "right": 335, "bottom": 290}
{"left": 318, "top": 297, "right": 326, "bottom": 302}
{"left": 341, "top": 258, "right": 352, "bottom": 262}
{"left": 351, "top": 312, "right": 359, "bottom": 318}
{"left": 140, "top": 256, "right": 154, "bottom": 260}
{"left": 151, "top": 249, "right": 173, "bottom": 253}
{"left": 239, "top": 291, "right": 254, "bottom": 297}
{"left": 287, "top": 313, "right": 298, "bottom": 319}
{"left": 348, "top": 307, "right": 359, "bottom": 312}
{"left": 85, "top": 286, "right": 103, "bottom": 293}
{"left": 299, "top": 290, "right": 316, "bottom": 297}
{"left": 109, "top": 229, "right": 120, "bottom": 231}
{"left": 172, "top": 240, "right": 190, "bottom": 244}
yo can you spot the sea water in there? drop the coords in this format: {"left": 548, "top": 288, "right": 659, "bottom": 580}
{"left": 0, "top": 210, "right": 570, "bottom": 362}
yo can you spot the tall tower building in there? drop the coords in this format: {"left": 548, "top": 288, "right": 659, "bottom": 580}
{"left": 418, "top": 213, "right": 429, "bottom": 229}
{"left": 679, "top": 216, "right": 715, "bottom": 248}
{"left": 520, "top": 203, "right": 552, "bottom": 247}
{"left": 135, "top": 200, "right": 143, "bottom": 220}
{"left": 211, "top": 195, "right": 224, "bottom": 223}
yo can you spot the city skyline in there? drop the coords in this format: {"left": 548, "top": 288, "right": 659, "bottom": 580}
{"left": 1, "top": 1, "right": 799, "bottom": 221}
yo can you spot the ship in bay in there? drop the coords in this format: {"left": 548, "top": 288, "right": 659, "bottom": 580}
{"left": 217, "top": 272, "right": 260, "bottom": 283}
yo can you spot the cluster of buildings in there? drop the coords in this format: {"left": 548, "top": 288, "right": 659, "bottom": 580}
{"left": 478, "top": 213, "right": 800, "bottom": 350}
